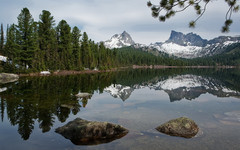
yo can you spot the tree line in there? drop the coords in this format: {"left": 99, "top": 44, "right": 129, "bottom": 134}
{"left": 0, "top": 8, "right": 117, "bottom": 73}
{"left": 0, "top": 8, "right": 186, "bottom": 73}
{"left": 0, "top": 8, "right": 239, "bottom": 73}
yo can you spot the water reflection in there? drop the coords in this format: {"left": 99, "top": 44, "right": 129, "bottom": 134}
{"left": 105, "top": 74, "right": 240, "bottom": 102}
{"left": 0, "top": 68, "right": 240, "bottom": 142}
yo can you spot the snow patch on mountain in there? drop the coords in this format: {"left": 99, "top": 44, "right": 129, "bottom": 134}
{"left": 150, "top": 42, "right": 203, "bottom": 58}
{"left": 223, "top": 40, "right": 239, "bottom": 46}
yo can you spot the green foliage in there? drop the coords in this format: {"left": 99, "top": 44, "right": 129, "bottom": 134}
{"left": 38, "top": 10, "right": 57, "bottom": 70}
{"left": 17, "top": 8, "right": 36, "bottom": 68}
{"left": 56, "top": 20, "right": 73, "bottom": 70}
{"left": 72, "top": 26, "right": 82, "bottom": 70}
{"left": 81, "top": 32, "right": 91, "bottom": 68}
{"left": 4, "top": 24, "right": 21, "bottom": 72}
{"left": 148, "top": 0, "right": 239, "bottom": 32}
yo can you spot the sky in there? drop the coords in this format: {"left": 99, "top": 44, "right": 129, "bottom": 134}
{"left": 0, "top": 0, "right": 240, "bottom": 45}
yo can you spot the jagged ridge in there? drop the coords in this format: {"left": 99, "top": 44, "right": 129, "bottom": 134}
{"left": 104, "top": 31, "right": 135, "bottom": 49}
{"left": 104, "top": 30, "right": 240, "bottom": 59}
{"left": 104, "top": 74, "right": 240, "bottom": 102}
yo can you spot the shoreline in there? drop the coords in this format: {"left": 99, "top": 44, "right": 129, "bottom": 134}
{"left": 19, "top": 67, "right": 128, "bottom": 77}
{"left": 19, "top": 65, "right": 239, "bottom": 77}
{"left": 132, "top": 65, "right": 238, "bottom": 69}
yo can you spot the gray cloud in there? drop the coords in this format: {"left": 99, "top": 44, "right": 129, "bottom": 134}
{"left": 0, "top": 0, "right": 239, "bottom": 44}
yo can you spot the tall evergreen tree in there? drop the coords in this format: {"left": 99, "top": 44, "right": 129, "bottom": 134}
{"left": 0, "top": 23, "right": 4, "bottom": 55}
{"left": 17, "top": 8, "right": 36, "bottom": 68}
{"left": 31, "top": 22, "right": 43, "bottom": 71}
{"left": 71, "top": 26, "right": 82, "bottom": 70}
{"left": 56, "top": 20, "right": 72, "bottom": 70}
{"left": 5, "top": 24, "right": 19, "bottom": 62}
{"left": 38, "top": 10, "right": 58, "bottom": 70}
{"left": 81, "top": 32, "right": 92, "bottom": 68}
{"left": 4, "top": 24, "right": 21, "bottom": 72}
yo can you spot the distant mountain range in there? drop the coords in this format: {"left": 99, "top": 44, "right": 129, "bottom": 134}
{"left": 104, "top": 74, "right": 240, "bottom": 102}
{"left": 104, "top": 31, "right": 240, "bottom": 59}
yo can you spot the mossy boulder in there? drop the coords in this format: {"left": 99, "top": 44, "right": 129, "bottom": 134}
{"left": 156, "top": 117, "right": 199, "bottom": 138}
{"left": 55, "top": 118, "right": 128, "bottom": 145}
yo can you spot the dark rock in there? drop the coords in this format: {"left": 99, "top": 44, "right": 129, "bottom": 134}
{"left": 166, "top": 30, "right": 207, "bottom": 47}
{"left": 55, "top": 118, "right": 128, "bottom": 145}
{"left": 156, "top": 117, "right": 199, "bottom": 138}
{"left": 0, "top": 73, "right": 19, "bottom": 84}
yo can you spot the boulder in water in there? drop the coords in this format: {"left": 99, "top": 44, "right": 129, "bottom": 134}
{"left": 55, "top": 118, "right": 128, "bottom": 145}
{"left": 156, "top": 117, "right": 199, "bottom": 138}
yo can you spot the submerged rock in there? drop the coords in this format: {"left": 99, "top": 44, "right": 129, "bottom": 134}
{"left": 75, "top": 93, "right": 92, "bottom": 98}
{"left": 214, "top": 111, "right": 240, "bottom": 125}
{"left": 0, "top": 73, "right": 19, "bottom": 84}
{"left": 55, "top": 118, "right": 128, "bottom": 145}
{"left": 156, "top": 117, "right": 199, "bottom": 138}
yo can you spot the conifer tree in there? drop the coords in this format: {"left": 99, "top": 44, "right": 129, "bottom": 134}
{"left": 32, "top": 22, "right": 43, "bottom": 71}
{"left": 89, "top": 40, "right": 97, "bottom": 68}
{"left": 17, "top": 8, "right": 36, "bottom": 68}
{"left": 38, "top": 10, "right": 58, "bottom": 70}
{"left": 4, "top": 24, "right": 20, "bottom": 71}
{"left": 98, "top": 42, "right": 106, "bottom": 67}
{"left": 71, "top": 26, "right": 82, "bottom": 70}
{"left": 81, "top": 32, "right": 91, "bottom": 68}
{"left": 0, "top": 23, "right": 4, "bottom": 55}
{"left": 56, "top": 20, "right": 72, "bottom": 70}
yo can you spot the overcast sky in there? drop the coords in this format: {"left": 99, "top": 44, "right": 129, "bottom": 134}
{"left": 0, "top": 0, "right": 240, "bottom": 44}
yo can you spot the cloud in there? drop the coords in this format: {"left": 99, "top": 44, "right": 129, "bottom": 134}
{"left": 0, "top": 0, "right": 239, "bottom": 44}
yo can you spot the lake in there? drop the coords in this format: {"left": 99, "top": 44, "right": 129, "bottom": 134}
{"left": 1, "top": 68, "right": 240, "bottom": 150}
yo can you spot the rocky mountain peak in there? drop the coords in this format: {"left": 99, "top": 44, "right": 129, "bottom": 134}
{"left": 104, "top": 31, "right": 135, "bottom": 49}
{"left": 166, "top": 30, "right": 207, "bottom": 47}
{"left": 104, "top": 30, "right": 240, "bottom": 59}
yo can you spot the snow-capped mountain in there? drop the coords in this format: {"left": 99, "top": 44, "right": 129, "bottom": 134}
{"left": 166, "top": 30, "right": 208, "bottom": 47}
{"left": 104, "top": 31, "right": 135, "bottom": 49}
{"left": 105, "top": 30, "right": 240, "bottom": 58}
{"left": 104, "top": 74, "right": 240, "bottom": 102}
{"left": 150, "top": 31, "right": 240, "bottom": 58}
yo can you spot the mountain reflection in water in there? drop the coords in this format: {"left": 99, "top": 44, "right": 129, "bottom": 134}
{"left": 0, "top": 68, "right": 240, "bottom": 143}
{"left": 104, "top": 74, "right": 240, "bottom": 102}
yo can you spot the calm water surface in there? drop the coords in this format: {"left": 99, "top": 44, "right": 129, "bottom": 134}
{"left": 1, "top": 68, "right": 240, "bottom": 150}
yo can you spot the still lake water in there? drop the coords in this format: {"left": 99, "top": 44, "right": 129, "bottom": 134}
{"left": 1, "top": 68, "right": 240, "bottom": 150}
